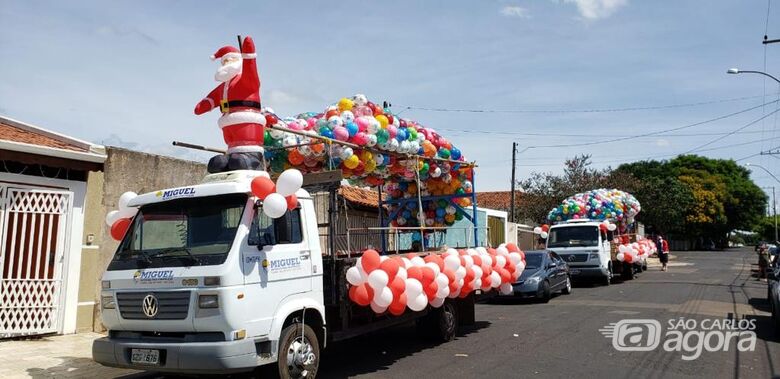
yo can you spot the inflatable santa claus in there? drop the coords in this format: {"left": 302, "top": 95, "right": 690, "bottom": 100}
{"left": 195, "top": 35, "right": 266, "bottom": 173}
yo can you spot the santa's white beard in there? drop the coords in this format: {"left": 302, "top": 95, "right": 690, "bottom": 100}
{"left": 215, "top": 60, "right": 242, "bottom": 82}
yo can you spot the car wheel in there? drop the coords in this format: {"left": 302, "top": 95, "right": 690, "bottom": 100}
{"left": 277, "top": 323, "right": 319, "bottom": 379}
{"left": 435, "top": 301, "right": 458, "bottom": 342}
{"left": 604, "top": 264, "right": 612, "bottom": 286}
{"left": 562, "top": 276, "right": 572, "bottom": 295}
{"left": 539, "top": 280, "right": 552, "bottom": 303}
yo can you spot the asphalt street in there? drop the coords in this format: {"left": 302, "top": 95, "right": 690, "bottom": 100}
{"left": 132, "top": 247, "right": 779, "bottom": 379}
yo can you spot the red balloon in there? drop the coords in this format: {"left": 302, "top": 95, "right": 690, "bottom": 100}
{"left": 110, "top": 218, "right": 132, "bottom": 241}
{"left": 487, "top": 248, "right": 497, "bottom": 256}
{"left": 464, "top": 268, "right": 476, "bottom": 283}
{"left": 624, "top": 254, "right": 634, "bottom": 264}
{"left": 407, "top": 266, "right": 423, "bottom": 281}
{"left": 388, "top": 292, "right": 407, "bottom": 316}
{"left": 421, "top": 267, "right": 435, "bottom": 286}
{"left": 406, "top": 253, "right": 418, "bottom": 260}
{"left": 460, "top": 283, "right": 473, "bottom": 297}
{"left": 352, "top": 284, "right": 373, "bottom": 306}
{"left": 389, "top": 275, "right": 406, "bottom": 296}
{"left": 424, "top": 281, "right": 438, "bottom": 299}
{"left": 472, "top": 255, "right": 482, "bottom": 267}
{"left": 505, "top": 243, "right": 520, "bottom": 253}
{"left": 265, "top": 113, "right": 279, "bottom": 126}
{"left": 541, "top": 224, "right": 550, "bottom": 232}
{"left": 499, "top": 268, "right": 512, "bottom": 284}
{"left": 380, "top": 259, "right": 400, "bottom": 281}
{"left": 361, "top": 249, "right": 381, "bottom": 273}
{"left": 285, "top": 194, "right": 298, "bottom": 210}
{"left": 251, "top": 176, "right": 276, "bottom": 200}
{"left": 423, "top": 254, "right": 444, "bottom": 271}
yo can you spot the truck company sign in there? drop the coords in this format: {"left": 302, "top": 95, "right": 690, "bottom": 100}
{"left": 133, "top": 270, "right": 175, "bottom": 283}
{"left": 155, "top": 187, "right": 196, "bottom": 200}
{"left": 262, "top": 257, "right": 301, "bottom": 273}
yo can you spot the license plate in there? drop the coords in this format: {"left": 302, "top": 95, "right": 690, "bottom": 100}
{"left": 131, "top": 348, "right": 160, "bottom": 365}
{"left": 569, "top": 269, "right": 581, "bottom": 275}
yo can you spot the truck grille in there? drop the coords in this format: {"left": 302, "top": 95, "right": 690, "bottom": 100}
{"left": 559, "top": 254, "right": 589, "bottom": 263}
{"left": 116, "top": 291, "right": 191, "bottom": 320}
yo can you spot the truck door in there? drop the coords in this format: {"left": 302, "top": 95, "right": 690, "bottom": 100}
{"left": 242, "top": 205, "right": 312, "bottom": 336}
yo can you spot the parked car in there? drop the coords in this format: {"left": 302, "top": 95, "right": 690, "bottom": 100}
{"left": 768, "top": 263, "right": 780, "bottom": 336}
{"left": 508, "top": 250, "right": 571, "bottom": 302}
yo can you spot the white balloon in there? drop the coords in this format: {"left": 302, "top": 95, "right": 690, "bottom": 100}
{"left": 346, "top": 266, "right": 364, "bottom": 286}
{"left": 367, "top": 270, "right": 389, "bottom": 290}
{"left": 410, "top": 256, "right": 426, "bottom": 267}
{"left": 430, "top": 297, "right": 445, "bottom": 308}
{"left": 424, "top": 262, "right": 441, "bottom": 276}
{"left": 444, "top": 255, "right": 461, "bottom": 271}
{"left": 276, "top": 169, "right": 303, "bottom": 196}
{"left": 436, "top": 273, "right": 449, "bottom": 288}
{"left": 105, "top": 210, "right": 121, "bottom": 226}
{"left": 462, "top": 255, "right": 474, "bottom": 268}
{"left": 405, "top": 278, "right": 423, "bottom": 298}
{"left": 499, "top": 283, "right": 513, "bottom": 295}
{"left": 540, "top": 232, "right": 549, "bottom": 239}
{"left": 401, "top": 257, "right": 412, "bottom": 269}
{"left": 373, "top": 287, "right": 393, "bottom": 307}
{"left": 455, "top": 267, "right": 467, "bottom": 281}
{"left": 474, "top": 278, "right": 482, "bottom": 289}
{"left": 116, "top": 207, "right": 138, "bottom": 219}
{"left": 533, "top": 227, "right": 542, "bottom": 234}
{"left": 472, "top": 266, "right": 483, "bottom": 280}
{"left": 395, "top": 267, "right": 408, "bottom": 281}
{"left": 607, "top": 223, "right": 617, "bottom": 231}
{"left": 466, "top": 248, "right": 478, "bottom": 256}
{"left": 497, "top": 246, "right": 509, "bottom": 256}
{"left": 262, "top": 193, "right": 287, "bottom": 218}
{"left": 490, "top": 271, "right": 501, "bottom": 288}
{"left": 495, "top": 255, "right": 507, "bottom": 268}
{"left": 475, "top": 247, "right": 488, "bottom": 255}
{"left": 370, "top": 301, "right": 388, "bottom": 314}
{"left": 516, "top": 260, "right": 526, "bottom": 272}
{"left": 118, "top": 191, "right": 137, "bottom": 209}
{"left": 508, "top": 253, "right": 522, "bottom": 265}
{"left": 616, "top": 252, "right": 625, "bottom": 262}
{"left": 448, "top": 288, "right": 461, "bottom": 298}
{"left": 446, "top": 248, "right": 459, "bottom": 256}
{"left": 436, "top": 284, "right": 450, "bottom": 299}
{"left": 408, "top": 293, "right": 428, "bottom": 312}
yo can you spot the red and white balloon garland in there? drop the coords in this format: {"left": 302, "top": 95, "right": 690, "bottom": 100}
{"left": 250, "top": 169, "right": 304, "bottom": 218}
{"left": 346, "top": 244, "right": 526, "bottom": 314}
{"left": 616, "top": 238, "right": 657, "bottom": 264}
{"left": 105, "top": 191, "right": 139, "bottom": 241}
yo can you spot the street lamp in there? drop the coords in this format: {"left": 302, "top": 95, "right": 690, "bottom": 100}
{"left": 727, "top": 68, "right": 780, "bottom": 85}
{"left": 747, "top": 163, "right": 779, "bottom": 242}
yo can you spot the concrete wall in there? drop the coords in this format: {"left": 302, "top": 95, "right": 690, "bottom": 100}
{"left": 76, "top": 171, "right": 105, "bottom": 332}
{"left": 83, "top": 147, "right": 207, "bottom": 331}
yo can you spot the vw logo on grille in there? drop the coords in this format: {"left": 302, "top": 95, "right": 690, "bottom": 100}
{"left": 142, "top": 294, "right": 158, "bottom": 318}
{"left": 567, "top": 255, "right": 576, "bottom": 262}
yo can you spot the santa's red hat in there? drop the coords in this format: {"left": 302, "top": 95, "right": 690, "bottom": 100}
{"left": 211, "top": 46, "right": 241, "bottom": 61}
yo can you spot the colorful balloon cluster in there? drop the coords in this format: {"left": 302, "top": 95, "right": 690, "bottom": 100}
{"left": 547, "top": 189, "right": 641, "bottom": 226}
{"left": 105, "top": 192, "right": 139, "bottom": 241}
{"left": 261, "top": 94, "right": 473, "bottom": 228}
{"left": 250, "top": 169, "right": 303, "bottom": 218}
{"left": 346, "top": 244, "right": 526, "bottom": 315}
{"left": 615, "top": 237, "right": 657, "bottom": 264}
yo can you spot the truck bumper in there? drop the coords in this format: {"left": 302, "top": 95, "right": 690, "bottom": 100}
{"left": 569, "top": 266, "right": 609, "bottom": 278}
{"left": 92, "top": 336, "right": 267, "bottom": 374}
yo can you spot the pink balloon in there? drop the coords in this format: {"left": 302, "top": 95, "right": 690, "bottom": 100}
{"left": 333, "top": 126, "right": 349, "bottom": 141}
{"left": 387, "top": 124, "right": 398, "bottom": 139}
{"left": 355, "top": 117, "right": 370, "bottom": 132}
{"left": 306, "top": 117, "right": 317, "bottom": 130}
{"left": 353, "top": 132, "right": 369, "bottom": 145}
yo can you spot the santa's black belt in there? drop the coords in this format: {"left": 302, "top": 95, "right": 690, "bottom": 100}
{"left": 220, "top": 100, "right": 262, "bottom": 112}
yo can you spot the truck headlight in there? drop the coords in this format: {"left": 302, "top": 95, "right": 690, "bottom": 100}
{"left": 589, "top": 253, "right": 600, "bottom": 260}
{"left": 101, "top": 280, "right": 110, "bottom": 289}
{"left": 101, "top": 295, "right": 116, "bottom": 309}
{"left": 198, "top": 294, "right": 219, "bottom": 308}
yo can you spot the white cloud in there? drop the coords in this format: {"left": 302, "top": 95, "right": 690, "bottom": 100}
{"left": 500, "top": 5, "right": 530, "bottom": 18}
{"left": 562, "top": 0, "right": 627, "bottom": 20}
{"left": 656, "top": 138, "right": 670, "bottom": 147}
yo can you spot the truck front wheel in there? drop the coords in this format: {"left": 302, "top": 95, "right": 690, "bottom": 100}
{"left": 278, "top": 323, "right": 320, "bottom": 379}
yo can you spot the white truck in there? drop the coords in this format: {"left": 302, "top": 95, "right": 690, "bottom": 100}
{"left": 545, "top": 220, "right": 642, "bottom": 285}
{"left": 92, "top": 170, "right": 475, "bottom": 377}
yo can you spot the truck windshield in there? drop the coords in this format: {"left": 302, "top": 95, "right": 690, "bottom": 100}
{"left": 547, "top": 226, "right": 599, "bottom": 248}
{"left": 107, "top": 193, "right": 248, "bottom": 270}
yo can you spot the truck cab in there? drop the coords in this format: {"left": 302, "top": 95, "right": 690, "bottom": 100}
{"left": 545, "top": 220, "right": 612, "bottom": 285}
{"left": 93, "top": 170, "right": 326, "bottom": 375}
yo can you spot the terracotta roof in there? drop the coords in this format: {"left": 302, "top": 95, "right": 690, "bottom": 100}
{"left": 339, "top": 185, "right": 384, "bottom": 209}
{"left": 0, "top": 121, "right": 88, "bottom": 152}
{"left": 476, "top": 191, "right": 521, "bottom": 211}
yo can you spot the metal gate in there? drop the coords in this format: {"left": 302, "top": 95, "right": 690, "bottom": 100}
{"left": 0, "top": 185, "right": 73, "bottom": 338}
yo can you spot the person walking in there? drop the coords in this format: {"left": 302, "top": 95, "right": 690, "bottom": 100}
{"left": 758, "top": 244, "right": 770, "bottom": 280}
{"left": 657, "top": 235, "right": 669, "bottom": 271}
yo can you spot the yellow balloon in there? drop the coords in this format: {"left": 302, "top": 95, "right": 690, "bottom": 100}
{"left": 338, "top": 98, "right": 354, "bottom": 112}
{"left": 375, "top": 115, "right": 389, "bottom": 129}
{"left": 344, "top": 155, "right": 359, "bottom": 169}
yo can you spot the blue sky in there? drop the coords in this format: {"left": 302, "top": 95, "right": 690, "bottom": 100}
{"left": 2, "top": 0, "right": 780, "bottom": 196}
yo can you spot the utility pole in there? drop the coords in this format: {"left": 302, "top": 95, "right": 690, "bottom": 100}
{"left": 774, "top": 186, "right": 778, "bottom": 242}
{"left": 510, "top": 142, "right": 517, "bottom": 223}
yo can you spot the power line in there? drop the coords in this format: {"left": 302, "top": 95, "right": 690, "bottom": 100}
{"left": 400, "top": 94, "right": 767, "bottom": 114}
{"left": 684, "top": 107, "right": 780, "bottom": 153}
{"left": 441, "top": 127, "right": 772, "bottom": 138}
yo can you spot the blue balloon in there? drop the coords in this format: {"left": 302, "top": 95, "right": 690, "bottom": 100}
{"left": 320, "top": 129, "right": 334, "bottom": 139}
{"left": 450, "top": 147, "right": 461, "bottom": 160}
{"left": 396, "top": 129, "right": 407, "bottom": 141}
{"left": 402, "top": 210, "right": 411, "bottom": 219}
{"left": 436, "top": 208, "right": 446, "bottom": 217}
{"left": 346, "top": 122, "right": 358, "bottom": 137}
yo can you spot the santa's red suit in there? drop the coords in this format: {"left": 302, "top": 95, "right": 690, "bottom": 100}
{"left": 194, "top": 36, "right": 265, "bottom": 153}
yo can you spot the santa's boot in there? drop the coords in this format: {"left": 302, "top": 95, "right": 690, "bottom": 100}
{"left": 207, "top": 154, "right": 229, "bottom": 173}
{"left": 228, "top": 152, "right": 264, "bottom": 171}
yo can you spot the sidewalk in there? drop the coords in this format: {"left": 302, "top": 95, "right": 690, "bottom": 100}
{"left": 0, "top": 332, "right": 141, "bottom": 379}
